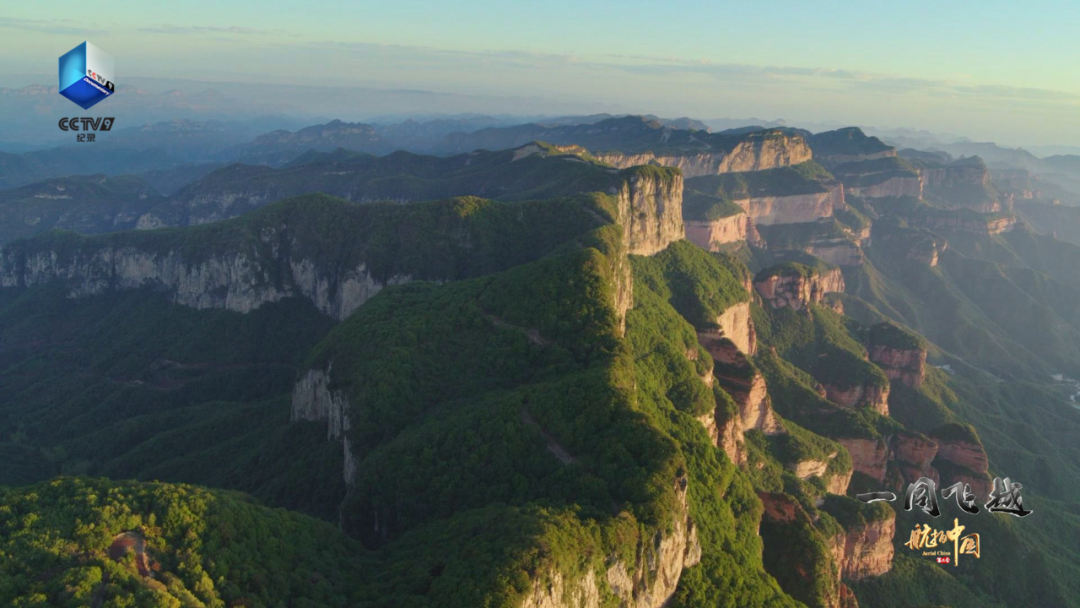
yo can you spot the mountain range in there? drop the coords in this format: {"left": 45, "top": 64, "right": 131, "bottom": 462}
{"left": 1, "top": 115, "right": 1078, "bottom": 608}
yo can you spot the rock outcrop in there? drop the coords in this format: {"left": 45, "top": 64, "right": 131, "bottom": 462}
{"left": 917, "top": 214, "right": 1017, "bottom": 236}
{"left": 823, "top": 382, "right": 890, "bottom": 416}
{"left": 930, "top": 430, "right": 992, "bottom": 499}
{"left": 905, "top": 237, "right": 947, "bottom": 267}
{"left": 596, "top": 134, "right": 812, "bottom": 178}
{"left": 684, "top": 213, "right": 764, "bottom": 250}
{"left": 613, "top": 170, "right": 685, "bottom": 255}
{"left": 830, "top": 513, "right": 896, "bottom": 581}
{"left": 696, "top": 321, "right": 778, "bottom": 465}
{"left": 713, "top": 301, "right": 757, "bottom": 356}
{"left": 732, "top": 182, "right": 845, "bottom": 226}
{"left": 522, "top": 571, "right": 600, "bottom": 608}
{"left": 758, "top": 491, "right": 864, "bottom": 608}
{"left": 604, "top": 475, "right": 702, "bottom": 608}
{"left": 0, "top": 243, "right": 408, "bottom": 321}
{"left": 291, "top": 369, "right": 355, "bottom": 483}
{"left": 754, "top": 265, "right": 845, "bottom": 311}
{"left": 846, "top": 176, "right": 923, "bottom": 199}
{"left": 804, "top": 238, "right": 866, "bottom": 267}
{"left": 921, "top": 160, "right": 1003, "bottom": 213}
{"left": 868, "top": 340, "right": 926, "bottom": 389}
{"left": 889, "top": 430, "right": 939, "bottom": 486}
{"left": 838, "top": 437, "right": 890, "bottom": 482}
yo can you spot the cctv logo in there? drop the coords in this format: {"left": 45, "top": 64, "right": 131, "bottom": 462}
{"left": 58, "top": 41, "right": 115, "bottom": 109}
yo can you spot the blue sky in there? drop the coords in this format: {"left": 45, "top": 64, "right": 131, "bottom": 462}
{"left": 2, "top": 1, "right": 1078, "bottom": 145}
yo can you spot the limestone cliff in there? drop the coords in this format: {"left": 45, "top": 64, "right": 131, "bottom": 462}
{"left": 604, "top": 475, "right": 702, "bottom": 608}
{"left": 733, "top": 182, "right": 844, "bottom": 226}
{"left": 612, "top": 169, "right": 685, "bottom": 255}
{"left": 838, "top": 438, "right": 890, "bottom": 482}
{"left": 868, "top": 340, "right": 926, "bottom": 389}
{"left": 754, "top": 265, "right": 845, "bottom": 311}
{"left": 889, "top": 430, "right": 939, "bottom": 486}
{"left": 823, "top": 382, "right": 890, "bottom": 416}
{"left": 595, "top": 133, "right": 812, "bottom": 178}
{"left": 714, "top": 301, "right": 757, "bottom": 356}
{"left": 291, "top": 369, "right": 356, "bottom": 483}
{"left": 829, "top": 513, "right": 896, "bottom": 581}
{"left": 524, "top": 477, "right": 702, "bottom": 608}
{"left": 0, "top": 240, "right": 408, "bottom": 321}
{"left": 916, "top": 214, "right": 1017, "bottom": 236}
{"left": 684, "top": 213, "right": 764, "bottom": 250}
{"left": 930, "top": 428, "right": 992, "bottom": 499}
{"left": 921, "top": 159, "right": 1004, "bottom": 213}
{"left": 847, "top": 176, "right": 922, "bottom": 199}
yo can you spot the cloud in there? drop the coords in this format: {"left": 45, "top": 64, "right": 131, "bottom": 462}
{"left": 0, "top": 17, "right": 99, "bottom": 36}
{"left": 137, "top": 24, "right": 281, "bottom": 36}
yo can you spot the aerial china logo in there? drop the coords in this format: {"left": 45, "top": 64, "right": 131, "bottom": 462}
{"left": 58, "top": 41, "right": 115, "bottom": 109}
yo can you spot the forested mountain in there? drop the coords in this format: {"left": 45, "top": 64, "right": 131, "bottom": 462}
{"left": 1, "top": 119, "right": 1077, "bottom": 607}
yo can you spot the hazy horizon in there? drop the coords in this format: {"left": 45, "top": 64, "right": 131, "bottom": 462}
{"left": 2, "top": 1, "right": 1079, "bottom": 148}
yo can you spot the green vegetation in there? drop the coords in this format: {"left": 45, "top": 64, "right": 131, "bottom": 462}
{"left": 755, "top": 218, "right": 853, "bottom": 252}
{"left": 808, "top": 128, "right": 893, "bottom": 158}
{"left": 685, "top": 161, "right": 834, "bottom": 201}
{"left": 832, "top": 157, "right": 919, "bottom": 188}
{"left": 866, "top": 321, "right": 925, "bottom": 351}
{"left": 0, "top": 174, "right": 163, "bottom": 245}
{"left": 632, "top": 240, "right": 750, "bottom": 328}
{"left": 0, "top": 477, "right": 373, "bottom": 607}
{"left": 682, "top": 189, "right": 744, "bottom": 221}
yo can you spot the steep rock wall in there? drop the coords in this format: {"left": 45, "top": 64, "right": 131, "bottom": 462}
{"left": 0, "top": 244, "right": 408, "bottom": 321}
{"left": 734, "top": 183, "right": 844, "bottom": 226}
{"left": 291, "top": 369, "right": 355, "bottom": 483}
{"left": 596, "top": 136, "right": 813, "bottom": 179}
{"left": 847, "top": 176, "right": 922, "bottom": 199}
{"left": 868, "top": 344, "right": 926, "bottom": 389}
{"left": 890, "top": 431, "right": 939, "bottom": 486}
{"left": 754, "top": 267, "right": 845, "bottom": 311}
{"left": 613, "top": 171, "right": 685, "bottom": 255}
{"left": 830, "top": 514, "right": 896, "bottom": 581}
{"left": 604, "top": 475, "right": 702, "bottom": 608}
{"left": 823, "top": 382, "right": 890, "bottom": 416}
{"left": 917, "top": 215, "right": 1017, "bottom": 236}
{"left": 684, "top": 214, "right": 764, "bottom": 250}
{"left": 838, "top": 437, "right": 890, "bottom": 482}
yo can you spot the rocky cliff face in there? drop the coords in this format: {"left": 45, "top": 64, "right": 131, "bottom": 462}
{"left": 696, "top": 324, "right": 778, "bottom": 466}
{"left": 754, "top": 267, "right": 845, "bottom": 311}
{"left": 922, "top": 163, "right": 1002, "bottom": 212}
{"left": 847, "top": 176, "right": 923, "bottom": 199}
{"left": 804, "top": 238, "right": 866, "bottom": 267}
{"left": 613, "top": 171, "right": 685, "bottom": 255}
{"left": 868, "top": 343, "right": 926, "bottom": 389}
{"left": 733, "top": 182, "right": 844, "bottom": 226}
{"left": 930, "top": 434, "right": 992, "bottom": 498}
{"left": 291, "top": 369, "right": 356, "bottom": 483}
{"left": 684, "top": 213, "right": 764, "bottom": 250}
{"left": 917, "top": 214, "right": 1017, "bottom": 236}
{"left": 595, "top": 134, "right": 812, "bottom": 178}
{"left": 890, "top": 431, "right": 939, "bottom": 486}
{"left": 823, "top": 382, "right": 890, "bottom": 416}
{"left": 0, "top": 241, "right": 408, "bottom": 321}
{"left": 714, "top": 301, "right": 757, "bottom": 356}
{"left": 820, "top": 150, "right": 896, "bottom": 165}
{"left": 906, "top": 237, "right": 947, "bottom": 267}
{"left": 604, "top": 475, "right": 702, "bottom": 608}
{"left": 838, "top": 438, "right": 890, "bottom": 482}
{"left": 830, "top": 513, "right": 896, "bottom": 581}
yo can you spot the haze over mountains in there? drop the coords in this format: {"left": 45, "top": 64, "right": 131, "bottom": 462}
{"left": 2, "top": 101, "right": 1080, "bottom": 607}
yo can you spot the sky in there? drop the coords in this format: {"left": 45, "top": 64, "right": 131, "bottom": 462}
{"left": 2, "top": 1, "right": 1079, "bottom": 146}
